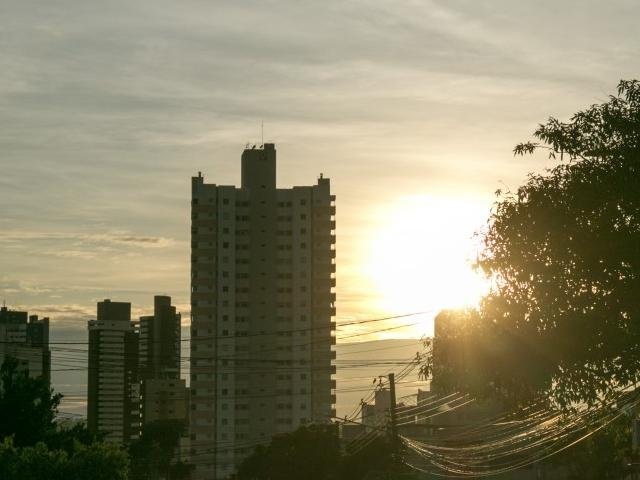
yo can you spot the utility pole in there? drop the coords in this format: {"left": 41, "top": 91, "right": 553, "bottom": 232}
{"left": 388, "top": 373, "right": 399, "bottom": 456}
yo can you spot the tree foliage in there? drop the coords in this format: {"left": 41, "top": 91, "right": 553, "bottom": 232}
{"left": 0, "top": 356, "right": 129, "bottom": 479}
{"left": 555, "top": 415, "right": 633, "bottom": 480}
{"left": 0, "top": 356, "right": 62, "bottom": 446}
{"left": 129, "top": 419, "right": 191, "bottom": 480}
{"left": 0, "top": 437, "right": 129, "bottom": 480}
{"left": 234, "top": 424, "right": 342, "bottom": 480}
{"left": 232, "top": 424, "right": 408, "bottom": 480}
{"left": 427, "top": 80, "right": 640, "bottom": 407}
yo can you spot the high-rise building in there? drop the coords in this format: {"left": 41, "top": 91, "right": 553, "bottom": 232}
{"left": 189, "top": 143, "right": 337, "bottom": 479}
{"left": 139, "top": 295, "right": 181, "bottom": 381}
{"left": 0, "top": 305, "right": 51, "bottom": 384}
{"left": 87, "top": 299, "right": 140, "bottom": 443}
{"left": 139, "top": 295, "right": 188, "bottom": 427}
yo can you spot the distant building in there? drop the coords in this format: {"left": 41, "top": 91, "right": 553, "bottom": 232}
{"left": 87, "top": 299, "right": 140, "bottom": 443}
{"left": 0, "top": 305, "right": 51, "bottom": 384}
{"left": 361, "top": 388, "right": 391, "bottom": 427}
{"left": 190, "top": 143, "right": 337, "bottom": 479}
{"left": 139, "top": 295, "right": 181, "bottom": 381}
{"left": 139, "top": 295, "right": 189, "bottom": 433}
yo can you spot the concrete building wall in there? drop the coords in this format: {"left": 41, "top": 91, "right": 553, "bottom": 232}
{"left": 138, "top": 295, "right": 189, "bottom": 463}
{"left": 142, "top": 378, "right": 189, "bottom": 424}
{"left": 87, "top": 299, "right": 140, "bottom": 444}
{"left": 190, "top": 144, "right": 336, "bottom": 479}
{"left": 0, "top": 306, "right": 50, "bottom": 385}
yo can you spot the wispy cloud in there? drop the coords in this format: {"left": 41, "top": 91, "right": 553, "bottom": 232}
{"left": 2, "top": 0, "right": 639, "bottom": 416}
{"left": 0, "top": 230, "right": 176, "bottom": 248}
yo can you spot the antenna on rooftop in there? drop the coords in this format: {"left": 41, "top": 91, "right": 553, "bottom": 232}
{"left": 261, "top": 120, "right": 264, "bottom": 146}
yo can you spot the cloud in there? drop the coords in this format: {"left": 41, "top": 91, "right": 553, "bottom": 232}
{"left": 99, "top": 234, "right": 174, "bottom": 247}
{"left": 0, "top": 230, "right": 176, "bottom": 249}
{"left": 2, "top": 0, "right": 640, "bottom": 416}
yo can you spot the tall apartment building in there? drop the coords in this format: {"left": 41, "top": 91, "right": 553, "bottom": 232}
{"left": 87, "top": 299, "right": 140, "bottom": 443}
{"left": 139, "top": 295, "right": 188, "bottom": 427}
{"left": 190, "top": 143, "right": 337, "bottom": 479}
{"left": 0, "top": 305, "right": 51, "bottom": 384}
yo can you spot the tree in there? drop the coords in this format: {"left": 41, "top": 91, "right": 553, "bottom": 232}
{"left": 0, "top": 356, "right": 62, "bottom": 446}
{"left": 233, "top": 424, "right": 408, "bottom": 480}
{"left": 233, "top": 424, "right": 342, "bottom": 480}
{"left": 557, "top": 415, "right": 633, "bottom": 480}
{"left": 0, "top": 437, "right": 129, "bottom": 480}
{"left": 426, "top": 80, "right": 640, "bottom": 407}
{"left": 0, "top": 356, "right": 130, "bottom": 479}
{"left": 129, "top": 419, "right": 191, "bottom": 480}
{"left": 340, "top": 436, "right": 405, "bottom": 480}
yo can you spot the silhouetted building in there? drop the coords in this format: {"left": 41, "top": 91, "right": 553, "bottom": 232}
{"left": 0, "top": 305, "right": 51, "bottom": 384}
{"left": 190, "top": 143, "right": 336, "bottom": 479}
{"left": 87, "top": 299, "right": 140, "bottom": 443}
{"left": 139, "top": 295, "right": 181, "bottom": 380}
{"left": 139, "top": 295, "right": 190, "bottom": 467}
{"left": 139, "top": 295, "right": 188, "bottom": 423}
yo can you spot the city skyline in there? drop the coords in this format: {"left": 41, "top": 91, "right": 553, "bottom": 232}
{"left": 3, "top": 1, "right": 640, "bottom": 345}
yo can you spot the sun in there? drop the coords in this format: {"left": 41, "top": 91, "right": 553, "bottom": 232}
{"left": 365, "top": 195, "right": 490, "bottom": 337}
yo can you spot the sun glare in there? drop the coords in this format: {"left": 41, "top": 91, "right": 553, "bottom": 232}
{"left": 365, "top": 195, "right": 490, "bottom": 337}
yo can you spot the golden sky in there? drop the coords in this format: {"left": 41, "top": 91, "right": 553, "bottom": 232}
{"left": 2, "top": 0, "right": 639, "bottom": 341}
{"left": 3, "top": 0, "right": 640, "bottom": 417}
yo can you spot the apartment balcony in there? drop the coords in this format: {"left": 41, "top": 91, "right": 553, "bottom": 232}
{"left": 313, "top": 205, "right": 336, "bottom": 217}
{"left": 191, "top": 233, "right": 216, "bottom": 243}
{"left": 313, "top": 263, "right": 336, "bottom": 276}
{"left": 312, "top": 233, "right": 336, "bottom": 245}
{"left": 191, "top": 247, "right": 217, "bottom": 257}
{"left": 313, "top": 278, "right": 336, "bottom": 290}
{"left": 192, "top": 277, "right": 215, "bottom": 287}
{"left": 191, "top": 292, "right": 216, "bottom": 302}
{"left": 191, "top": 263, "right": 215, "bottom": 274}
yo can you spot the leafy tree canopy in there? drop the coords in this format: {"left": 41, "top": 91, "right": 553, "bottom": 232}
{"left": 427, "top": 80, "right": 640, "bottom": 407}
{"left": 0, "top": 437, "right": 129, "bottom": 480}
{"left": 554, "top": 415, "right": 633, "bottom": 480}
{"left": 0, "top": 356, "right": 130, "bottom": 479}
{"left": 233, "top": 424, "right": 411, "bottom": 480}
{"left": 0, "top": 356, "right": 62, "bottom": 446}
{"left": 233, "top": 424, "right": 342, "bottom": 480}
{"left": 129, "top": 419, "right": 191, "bottom": 480}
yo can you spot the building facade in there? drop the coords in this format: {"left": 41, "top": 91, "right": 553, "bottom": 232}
{"left": 0, "top": 305, "right": 51, "bottom": 384}
{"left": 87, "top": 299, "right": 140, "bottom": 443}
{"left": 190, "top": 143, "right": 336, "bottom": 479}
{"left": 139, "top": 295, "right": 189, "bottom": 429}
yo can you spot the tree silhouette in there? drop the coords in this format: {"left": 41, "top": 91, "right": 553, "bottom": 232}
{"left": 233, "top": 424, "right": 341, "bottom": 480}
{"left": 0, "top": 437, "right": 129, "bottom": 480}
{"left": 0, "top": 356, "right": 62, "bottom": 446}
{"left": 428, "top": 80, "right": 640, "bottom": 407}
{"left": 129, "top": 419, "right": 191, "bottom": 480}
{"left": 0, "top": 357, "right": 129, "bottom": 479}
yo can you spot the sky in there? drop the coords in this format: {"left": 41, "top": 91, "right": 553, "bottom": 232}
{"left": 2, "top": 0, "right": 639, "bottom": 414}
